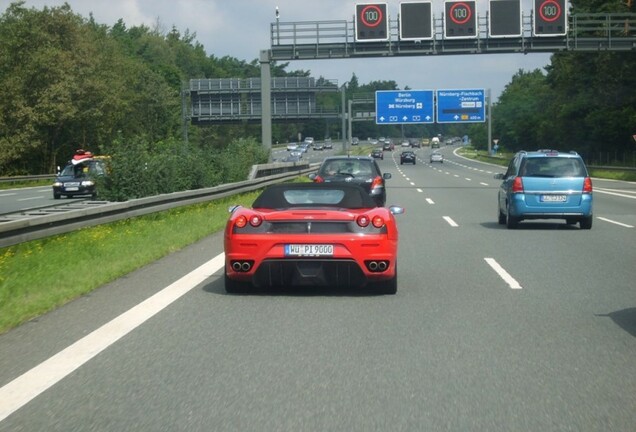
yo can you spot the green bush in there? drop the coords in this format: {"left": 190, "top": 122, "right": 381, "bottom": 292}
{"left": 98, "top": 136, "right": 268, "bottom": 201}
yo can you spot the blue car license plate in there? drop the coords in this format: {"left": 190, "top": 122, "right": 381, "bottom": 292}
{"left": 541, "top": 195, "right": 566, "bottom": 202}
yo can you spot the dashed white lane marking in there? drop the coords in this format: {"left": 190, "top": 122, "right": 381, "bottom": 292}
{"left": 480, "top": 182, "right": 489, "bottom": 186}
{"left": 426, "top": 198, "right": 435, "bottom": 204}
{"left": 18, "top": 197, "right": 44, "bottom": 201}
{"left": 597, "top": 217, "right": 634, "bottom": 228}
{"left": 0, "top": 254, "right": 226, "bottom": 422}
{"left": 484, "top": 258, "right": 522, "bottom": 289}
{"left": 443, "top": 216, "right": 458, "bottom": 227}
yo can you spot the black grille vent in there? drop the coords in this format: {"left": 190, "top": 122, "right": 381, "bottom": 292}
{"left": 269, "top": 221, "right": 350, "bottom": 234}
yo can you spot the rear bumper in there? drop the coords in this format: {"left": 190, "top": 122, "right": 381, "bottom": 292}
{"left": 509, "top": 194, "right": 593, "bottom": 218}
{"left": 225, "top": 235, "right": 397, "bottom": 288}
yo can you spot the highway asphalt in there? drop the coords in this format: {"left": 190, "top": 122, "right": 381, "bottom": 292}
{"left": 1, "top": 145, "right": 635, "bottom": 431}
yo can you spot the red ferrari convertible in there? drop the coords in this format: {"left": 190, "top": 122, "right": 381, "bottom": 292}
{"left": 224, "top": 182, "right": 403, "bottom": 294}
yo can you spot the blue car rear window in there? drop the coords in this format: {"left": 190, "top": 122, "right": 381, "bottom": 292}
{"left": 520, "top": 158, "right": 586, "bottom": 177}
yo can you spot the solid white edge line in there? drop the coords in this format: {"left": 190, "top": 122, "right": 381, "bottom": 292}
{"left": 484, "top": 258, "right": 522, "bottom": 289}
{"left": 597, "top": 217, "right": 634, "bottom": 228}
{"left": 594, "top": 189, "right": 636, "bottom": 200}
{"left": 0, "top": 253, "right": 226, "bottom": 422}
{"left": 443, "top": 216, "right": 458, "bottom": 227}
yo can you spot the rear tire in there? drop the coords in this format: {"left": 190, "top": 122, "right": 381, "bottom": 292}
{"left": 506, "top": 204, "right": 519, "bottom": 229}
{"left": 224, "top": 266, "right": 252, "bottom": 294}
{"left": 498, "top": 207, "right": 506, "bottom": 225}
{"left": 579, "top": 216, "right": 593, "bottom": 230}
{"left": 370, "top": 269, "right": 397, "bottom": 295}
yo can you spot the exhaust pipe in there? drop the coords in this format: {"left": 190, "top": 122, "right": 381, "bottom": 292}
{"left": 232, "top": 261, "right": 243, "bottom": 272}
{"left": 241, "top": 262, "right": 251, "bottom": 272}
{"left": 368, "top": 261, "right": 378, "bottom": 271}
{"left": 378, "top": 261, "right": 388, "bottom": 271}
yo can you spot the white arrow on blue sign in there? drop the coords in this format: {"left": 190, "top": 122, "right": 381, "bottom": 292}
{"left": 375, "top": 90, "right": 434, "bottom": 125}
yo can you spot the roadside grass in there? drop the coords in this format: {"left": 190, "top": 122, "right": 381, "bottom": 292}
{"left": 0, "top": 191, "right": 261, "bottom": 334}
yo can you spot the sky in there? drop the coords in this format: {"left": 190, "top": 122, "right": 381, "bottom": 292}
{"left": 16, "top": 0, "right": 553, "bottom": 100}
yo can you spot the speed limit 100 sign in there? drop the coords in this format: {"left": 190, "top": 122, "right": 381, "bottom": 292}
{"left": 355, "top": 3, "right": 388, "bottom": 41}
{"left": 444, "top": 1, "right": 477, "bottom": 39}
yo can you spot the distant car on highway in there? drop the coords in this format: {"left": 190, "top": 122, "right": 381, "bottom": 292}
{"left": 287, "top": 143, "right": 299, "bottom": 151}
{"left": 303, "top": 137, "right": 314, "bottom": 147}
{"left": 309, "top": 155, "right": 391, "bottom": 207}
{"left": 494, "top": 150, "right": 593, "bottom": 229}
{"left": 400, "top": 151, "right": 416, "bottom": 165}
{"left": 371, "top": 149, "right": 384, "bottom": 160}
{"left": 430, "top": 151, "right": 443, "bottom": 163}
{"left": 53, "top": 150, "right": 107, "bottom": 200}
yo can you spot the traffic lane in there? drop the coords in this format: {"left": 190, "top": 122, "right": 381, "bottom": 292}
{"left": 4, "top": 252, "right": 635, "bottom": 429}
{"left": 389, "top": 159, "right": 635, "bottom": 333}
{"left": 0, "top": 186, "right": 54, "bottom": 214}
{"left": 2, "top": 176, "right": 635, "bottom": 430}
{"left": 390, "top": 178, "right": 636, "bottom": 427}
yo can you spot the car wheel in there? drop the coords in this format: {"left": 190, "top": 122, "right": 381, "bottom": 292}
{"left": 224, "top": 267, "right": 252, "bottom": 294}
{"left": 498, "top": 207, "right": 506, "bottom": 225}
{"left": 579, "top": 216, "right": 593, "bottom": 230}
{"left": 370, "top": 270, "right": 397, "bottom": 295}
{"left": 506, "top": 204, "right": 519, "bottom": 229}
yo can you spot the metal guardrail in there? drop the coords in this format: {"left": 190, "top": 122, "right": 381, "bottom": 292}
{"left": 0, "top": 174, "right": 55, "bottom": 184}
{"left": 0, "top": 162, "right": 318, "bottom": 248}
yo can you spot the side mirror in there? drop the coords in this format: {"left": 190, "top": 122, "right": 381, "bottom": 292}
{"left": 308, "top": 173, "right": 317, "bottom": 180}
{"left": 383, "top": 173, "right": 392, "bottom": 179}
{"left": 494, "top": 173, "right": 505, "bottom": 180}
{"left": 389, "top": 205, "right": 404, "bottom": 215}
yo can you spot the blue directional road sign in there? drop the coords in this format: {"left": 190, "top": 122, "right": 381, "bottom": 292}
{"left": 375, "top": 90, "right": 434, "bottom": 125}
{"left": 436, "top": 89, "right": 485, "bottom": 123}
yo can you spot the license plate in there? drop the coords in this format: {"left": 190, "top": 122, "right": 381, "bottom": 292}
{"left": 541, "top": 195, "right": 566, "bottom": 202}
{"left": 65, "top": 187, "right": 79, "bottom": 191}
{"left": 285, "top": 244, "right": 333, "bottom": 256}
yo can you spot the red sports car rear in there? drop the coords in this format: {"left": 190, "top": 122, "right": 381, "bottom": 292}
{"left": 224, "top": 183, "right": 403, "bottom": 294}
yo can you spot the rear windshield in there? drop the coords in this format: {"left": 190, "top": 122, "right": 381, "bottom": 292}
{"left": 252, "top": 183, "right": 376, "bottom": 209}
{"left": 520, "top": 157, "right": 587, "bottom": 178}
{"left": 319, "top": 160, "right": 376, "bottom": 177}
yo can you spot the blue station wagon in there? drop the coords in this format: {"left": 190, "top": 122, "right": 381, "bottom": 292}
{"left": 495, "top": 150, "right": 593, "bottom": 229}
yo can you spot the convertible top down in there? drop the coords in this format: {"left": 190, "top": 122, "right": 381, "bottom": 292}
{"left": 223, "top": 182, "right": 403, "bottom": 294}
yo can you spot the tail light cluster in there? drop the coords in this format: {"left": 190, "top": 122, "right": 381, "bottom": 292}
{"left": 583, "top": 177, "right": 593, "bottom": 194}
{"left": 370, "top": 176, "right": 384, "bottom": 192}
{"left": 512, "top": 177, "right": 524, "bottom": 193}
{"left": 234, "top": 213, "right": 263, "bottom": 228}
{"left": 356, "top": 214, "right": 385, "bottom": 228}
{"left": 313, "top": 175, "right": 324, "bottom": 183}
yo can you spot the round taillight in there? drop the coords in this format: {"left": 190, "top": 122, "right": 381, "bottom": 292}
{"left": 249, "top": 214, "right": 263, "bottom": 227}
{"left": 357, "top": 215, "right": 370, "bottom": 227}
{"left": 372, "top": 216, "right": 385, "bottom": 228}
{"left": 235, "top": 215, "right": 247, "bottom": 228}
